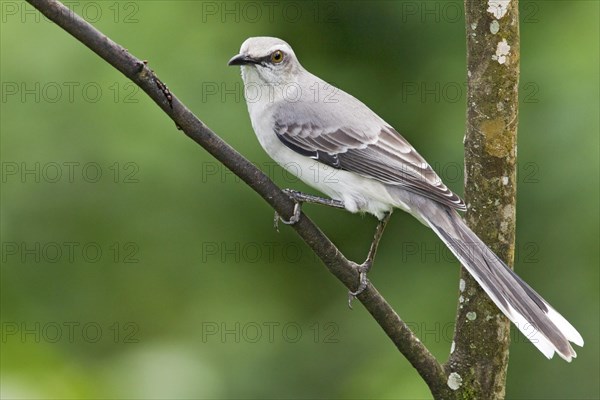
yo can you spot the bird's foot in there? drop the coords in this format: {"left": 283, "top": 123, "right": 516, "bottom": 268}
{"left": 274, "top": 189, "right": 344, "bottom": 232}
{"left": 347, "top": 260, "right": 373, "bottom": 308}
{"left": 274, "top": 201, "right": 302, "bottom": 232}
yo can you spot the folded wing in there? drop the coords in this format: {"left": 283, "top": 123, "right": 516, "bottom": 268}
{"left": 273, "top": 117, "right": 466, "bottom": 211}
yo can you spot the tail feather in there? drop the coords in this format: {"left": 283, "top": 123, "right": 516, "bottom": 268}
{"left": 407, "top": 196, "right": 583, "bottom": 361}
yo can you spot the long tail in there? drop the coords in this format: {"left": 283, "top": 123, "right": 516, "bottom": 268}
{"left": 405, "top": 195, "right": 584, "bottom": 361}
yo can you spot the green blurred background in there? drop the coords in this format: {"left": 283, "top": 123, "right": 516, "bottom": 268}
{"left": 1, "top": 1, "right": 598, "bottom": 398}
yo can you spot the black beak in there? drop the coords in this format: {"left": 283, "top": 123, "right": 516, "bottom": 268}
{"left": 228, "top": 54, "right": 259, "bottom": 66}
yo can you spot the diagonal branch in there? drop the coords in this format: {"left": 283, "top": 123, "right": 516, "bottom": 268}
{"left": 25, "top": 0, "right": 454, "bottom": 397}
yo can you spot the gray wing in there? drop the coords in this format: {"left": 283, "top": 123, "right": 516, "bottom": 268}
{"left": 273, "top": 116, "right": 466, "bottom": 211}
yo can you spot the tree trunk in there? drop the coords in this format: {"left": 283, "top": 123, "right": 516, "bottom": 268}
{"left": 444, "top": 1, "right": 520, "bottom": 399}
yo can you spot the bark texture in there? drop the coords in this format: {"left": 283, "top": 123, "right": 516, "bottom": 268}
{"left": 444, "top": 1, "right": 520, "bottom": 399}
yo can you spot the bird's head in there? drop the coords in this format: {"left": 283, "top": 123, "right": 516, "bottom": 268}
{"left": 228, "top": 37, "right": 301, "bottom": 86}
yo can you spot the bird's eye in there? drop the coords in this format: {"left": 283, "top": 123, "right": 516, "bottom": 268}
{"left": 271, "top": 50, "right": 284, "bottom": 64}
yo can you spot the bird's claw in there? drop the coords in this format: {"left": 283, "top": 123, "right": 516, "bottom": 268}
{"left": 274, "top": 201, "right": 302, "bottom": 232}
{"left": 347, "top": 261, "right": 373, "bottom": 308}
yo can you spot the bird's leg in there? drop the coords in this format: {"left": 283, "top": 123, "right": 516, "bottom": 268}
{"left": 348, "top": 211, "right": 393, "bottom": 307}
{"left": 274, "top": 189, "right": 392, "bottom": 307}
{"left": 274, "top": 188, "right": 345, "bottom": 231}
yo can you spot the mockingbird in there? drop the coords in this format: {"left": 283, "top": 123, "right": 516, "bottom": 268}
{"left": 228, "top": 36, "right": 583, "bottom": 361}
